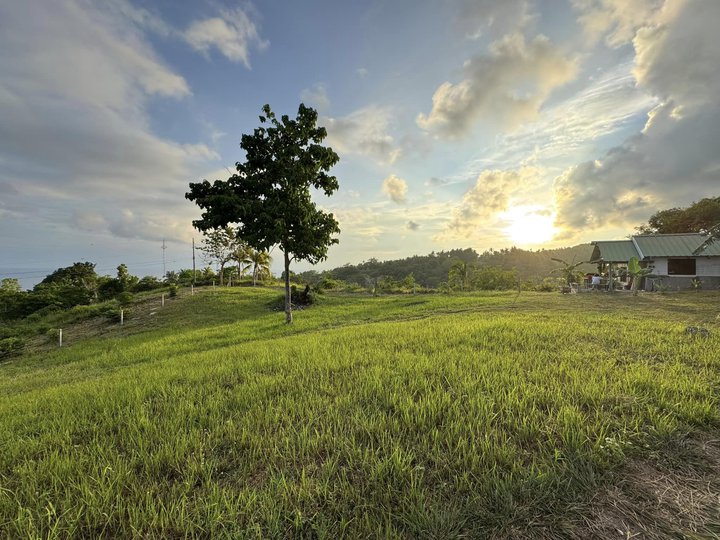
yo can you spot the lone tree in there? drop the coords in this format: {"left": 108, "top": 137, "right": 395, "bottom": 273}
{"left": 187, "top": 103, "right": 340, "bottom": 323}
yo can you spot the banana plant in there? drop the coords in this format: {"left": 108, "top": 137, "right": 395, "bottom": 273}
{"left": 627, "top": 256, "right": 654, "bottom": 296}
{"left": 550, "top": 258, "right": 587, "bottom": 285}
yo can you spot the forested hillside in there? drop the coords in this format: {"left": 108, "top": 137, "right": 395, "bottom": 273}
{"left": 320, "top": 244, "right": 595, "bottom": 287}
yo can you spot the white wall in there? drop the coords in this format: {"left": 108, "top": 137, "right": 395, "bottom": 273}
{"left": 648, "top": 258, "right": 667, "bottom": 275}
{"left": 698, "top": 257, "right": 720, "bottom": 276}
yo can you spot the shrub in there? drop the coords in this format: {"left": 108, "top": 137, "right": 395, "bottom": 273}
{"left": 168, "top": 285, "right": 178, "bottom": 298}
{"left": 116, "top": 292, "right": 134, "bottom": 307}
{"left": 0, "top": 336, "right": 24, "bottom": 359}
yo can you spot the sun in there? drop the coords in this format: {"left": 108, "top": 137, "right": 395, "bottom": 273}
{"left": 502, "top": 206, "right": 558, "bottom": 246}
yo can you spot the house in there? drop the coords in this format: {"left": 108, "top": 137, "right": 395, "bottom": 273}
{"left": 590, "top": 233, "right": 720, "bottom": 291}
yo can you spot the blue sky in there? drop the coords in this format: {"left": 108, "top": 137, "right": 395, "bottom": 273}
{"left": 1, "top": 0, "right": 718, "bottom": 284}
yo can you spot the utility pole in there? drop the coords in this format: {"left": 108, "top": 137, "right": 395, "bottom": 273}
{"left": 162, "top": 238, "right": 167, "bottom": 280}
{"left": 192, "top": 237, "right": 196, "bottom": 286}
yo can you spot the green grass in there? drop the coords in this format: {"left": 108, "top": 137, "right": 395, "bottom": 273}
{"left": 1, "top": 288, "right": 719, "bottom": 538}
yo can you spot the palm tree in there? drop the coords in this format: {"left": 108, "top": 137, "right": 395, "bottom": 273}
{"left": 448, "top": 260, "right": 472, "bottom": 291}
{"left": 246, "top": 248, "right": 272, "bottom": 286}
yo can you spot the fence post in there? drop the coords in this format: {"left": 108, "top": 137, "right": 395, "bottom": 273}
{"left": 212, "top": 280, "right": 215, "bottom": 290}
{"left": 191, "top": 284, "right": 194, "bottom": 296}
{"left": 120, "top": 309, "right": 124, "bottom": 325}
{"left": 59, "top": 329, "right": 63, "bottom": 348}
{"left": 161, "top": 293, "right": 165, "bottom": 307}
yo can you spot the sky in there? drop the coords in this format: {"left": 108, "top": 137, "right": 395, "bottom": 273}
{"left": 1, "top": 0, "right": 719, "bottom": 285}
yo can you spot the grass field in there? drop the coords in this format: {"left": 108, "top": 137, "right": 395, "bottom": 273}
{"left": 1, "top": 288, "right": 719, "bottom": 538}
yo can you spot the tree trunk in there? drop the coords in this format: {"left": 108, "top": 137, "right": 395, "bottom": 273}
{"left": 284, "top": 250, "right": 292, "bottom": 324}
{"left": 219, "top": 263, "right": 225, "bottom": 286}
{"left": 253, "top": 264, "right": 257, "bottom": 287}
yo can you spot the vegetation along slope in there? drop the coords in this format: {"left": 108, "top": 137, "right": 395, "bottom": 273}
{"left": 1, "top": 287, "right": 720, "bottom": 538}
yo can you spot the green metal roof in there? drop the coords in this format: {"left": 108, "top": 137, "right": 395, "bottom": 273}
{"left": 590, "top": 240, "right": 639, "bottom": 262}
{"left": 591, "top": 233, "right": 720, "bottom": 262}
{"left": 633, "top": 233, "right": 720, "bottom": 257}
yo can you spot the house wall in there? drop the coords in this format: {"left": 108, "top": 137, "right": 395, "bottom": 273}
{"left": 644, "top": 256, "right": 720, "bottom": 291}
{"left": 697, "top": 257, "right": 720, "bottom": 276}
{"left": 648, "top": 258, "right": 667, "bottom": 275}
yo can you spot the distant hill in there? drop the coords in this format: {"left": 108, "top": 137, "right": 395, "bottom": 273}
{"left": 321, "top": 245, "right": 595, "bottom": 287}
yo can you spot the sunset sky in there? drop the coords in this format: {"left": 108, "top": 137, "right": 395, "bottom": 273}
{"left": 1, "top": 0, "right": 718, "bottom": 282}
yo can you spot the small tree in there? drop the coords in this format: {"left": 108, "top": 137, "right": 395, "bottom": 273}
{"left": 199, "top": 226, "right": 245, "bottom": 286}
{"left": 448, "top": 260, "right": 472, "bottom": 291}
{"left": 187, "top": 103, "right": 340, "bottom": 323}
{"left": 245, "top": 248, "right": 272, "bottom": 286}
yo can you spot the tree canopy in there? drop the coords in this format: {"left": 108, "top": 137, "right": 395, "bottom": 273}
{"left": 636, "top": 196, "right": 720, "bottom": 235}
{"left": 187, "top": 103, "right": 340, "bottom": 323}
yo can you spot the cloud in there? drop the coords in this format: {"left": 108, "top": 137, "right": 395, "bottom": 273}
{"left": 406, "top": 221, "right": 420, "bottom": 231}
{"left": 0, "top": 0, "right": 218, "bottom": 244}
{"left": 382, "top": 175, "right": 408, "bottom": 204}
{"left": 554, "top": 0, "right": 720, "bottom": 236}
{"left": 440, "top": 167, "right": 542, "bottom": 238}
{"left": 572, "top": 0, "right": 665, "bottom": 47}
{"left": 473, "top": 63, "right": 657, "bottom": 170}
{"left": 417, "top": 33, "right": 578, "bottom": 138}
{"left": 455, "top": 0, "right": 533, "bottom": 39}
{"left": 184, "top": 8, "right": 267, "bottom": 67}
{"left": 300, "top": 84, "right": 330, "bottom": 112}
{"left": 356, "top": 68, "right": 368, "bottom": 78}
{"left": 324, "top": 106, "right": 402, "bottom": 164}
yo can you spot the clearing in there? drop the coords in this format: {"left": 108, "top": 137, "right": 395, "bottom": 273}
{"left": 1, "top": 288, "right": 719, "bottom": 538}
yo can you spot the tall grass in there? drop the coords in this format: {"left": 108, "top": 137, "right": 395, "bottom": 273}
{"left": 1, "top": 289, "right": 719, "bottom": 537}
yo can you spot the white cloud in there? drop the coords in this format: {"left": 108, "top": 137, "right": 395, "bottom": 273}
{"left": 472, "top": 63, "right": 657, "bottom": 170}
{"left": 300, "top": 84, "right": 330, "bottom": 112}
{"left": 324, "top": 106, "right": 402, "bottom": 164}
{"left": 440, "top": 167, "right": 543, "bottom": 239}
{"left": 184, "top": 8, "right": 267, "bottom": 67}
{"left": 0, "top": 0, "right": 218, "bottom": 244}
{"left": 382, "top": 175, "right": 408, "bottom": 204}
{"left": 554, "top": 0, "right": 720, "bottom": 237}
{"left": 572, "top": 0, "right": 665, "bottom": 47}
{"left": 417, "top": 33, "right": 578, "bottom": 138}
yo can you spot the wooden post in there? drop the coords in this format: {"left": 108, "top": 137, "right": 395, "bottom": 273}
{"left": 212, "top": 280, "right": 215, "bottom": 290}
{"left": 120, "top": 309, "right": 124, "bottom": 325}
{"left": 191, "top": 284, "right": 194, "bottom": 296}
{"left": 58, "top": 329, "right": 63, "bottom": 348}
{"left": 161, "top": 293, "right": 165, "bottom": 307}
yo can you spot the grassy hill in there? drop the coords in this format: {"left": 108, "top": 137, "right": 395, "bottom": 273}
{"left": 1, "top": 287, "right": 720, "bottom": 538}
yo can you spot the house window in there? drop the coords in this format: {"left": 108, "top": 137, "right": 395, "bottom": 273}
{"left": 667, "top": 258, "right": 696, "bottom": 275}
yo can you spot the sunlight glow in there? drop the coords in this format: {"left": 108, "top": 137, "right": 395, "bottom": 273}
{"left": 501, "top": 206, "right": 558, "bottom": 246}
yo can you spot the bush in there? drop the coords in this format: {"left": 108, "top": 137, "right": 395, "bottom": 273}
{"left": 168, "top": 285, "right": 178, "bottom": 298}
{"left": 116, "top": 292, "right": 134, "bottom": 306}
{"left": 0, "top": 336, "right": 24, "bottom": 359}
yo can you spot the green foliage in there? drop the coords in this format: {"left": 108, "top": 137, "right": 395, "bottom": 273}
{"left": 636, "top": 196, "right": 720, "bottom": 235}
{"left": 197, "top": 226, "right": 247, "bottom": 286}
{"left": 627, "top": 256, "right": 654, "bottom": 296}
{"left": 134, "top": 276, "right": 163, "bottom": 292}
{"left": 550, "top": 257, "right": 587, "bottom": 285}
{"left": 1, "top": 278, "right": 21, "bottom": 293}
{"left": 116, "top": 292, "right": 134, "bottom": 307}
{"left": 0, "top": 336, "right": 24, "bottom": 359}
{"left": 168, "top": 284, "right": 178, "bottom": 298}
{"left": 448, "top": 260, "right": 471, "bottom": 291}
{"left": 471, "top": 266, "right": 518, "bottom": 290}
{"left": 187, "top": 104, "right": 340, "bottom": 323}
{"left": 330, "top": 245, "right": 595, "bottom": 288}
